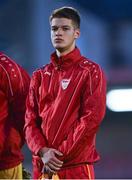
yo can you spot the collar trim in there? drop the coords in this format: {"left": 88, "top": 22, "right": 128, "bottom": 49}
{"left": 51, "top": 47, "right": 82, "bottom": 70}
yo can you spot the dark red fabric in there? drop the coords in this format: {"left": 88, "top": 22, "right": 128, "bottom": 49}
{"left": 0, "top": 52, "right": 30, "bottom": 169}
{"left": 25, "top": 47, "right": 106, "bottom": 178}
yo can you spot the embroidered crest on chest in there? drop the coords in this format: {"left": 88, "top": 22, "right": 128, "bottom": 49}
{"left": 61, "top": 79, "right": 70, "bottom": 90}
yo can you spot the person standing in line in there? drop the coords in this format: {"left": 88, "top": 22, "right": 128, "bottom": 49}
{"left": 0, "top": 52, "right": 30, "bottom": 179}
{"left": 25, "top": 6, "right": 106, "bottom": 179}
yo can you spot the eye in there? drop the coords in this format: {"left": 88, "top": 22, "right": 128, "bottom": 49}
{"left": 63, "top": 27, "right": 70, "bottom": 31}
{"left": 51, "top": 27, "right": 58, "bottom": 31}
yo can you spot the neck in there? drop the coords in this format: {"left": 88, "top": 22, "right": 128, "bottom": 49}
{"left": 56, "top": 44, "right": 76, "bottom": 57}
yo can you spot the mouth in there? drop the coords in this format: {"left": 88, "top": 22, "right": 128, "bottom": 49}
{"left": 54, "top": 39, "right": 63, "bottom": 43}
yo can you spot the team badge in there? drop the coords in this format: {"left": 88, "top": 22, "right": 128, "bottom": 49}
{"left": 61, "top": 79, "right": 70, "bottom": 90}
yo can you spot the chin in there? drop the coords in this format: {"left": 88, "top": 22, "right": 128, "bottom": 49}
{"left": 53, "top": 42, "right": 65, "bottom": 48}
{"left": 54, "top": 45, "right": 65, "bottom": 51}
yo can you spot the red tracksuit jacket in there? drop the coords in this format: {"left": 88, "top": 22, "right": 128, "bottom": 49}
{"left": 0, "top": 52, "right": 30, "bottom": 169}
{"left": 25, "top": 47, "right": 106, "bottom": 177}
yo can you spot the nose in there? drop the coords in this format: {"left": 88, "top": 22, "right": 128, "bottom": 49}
{"left": 56, "top": 28, "right": 63, "bottom": 35}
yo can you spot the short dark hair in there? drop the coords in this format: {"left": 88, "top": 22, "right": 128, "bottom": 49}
{"left": 49, "top": 6, "right": 81, "bottom": 29}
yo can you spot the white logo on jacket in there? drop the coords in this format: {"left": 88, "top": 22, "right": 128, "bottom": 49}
{"left": 44, "top": 71, "right": 51, "bottom": 76}
{"left": 61, "top": 79, "right": 70, "bottom": 90}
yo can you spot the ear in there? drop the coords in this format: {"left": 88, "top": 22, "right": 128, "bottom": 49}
{"left": 74, "top": 29, "right": 80, "bottom": 39}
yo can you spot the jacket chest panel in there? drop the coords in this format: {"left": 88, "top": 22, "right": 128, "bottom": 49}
{"left": 39, "top": 67, "right": 85, "bottom": 107}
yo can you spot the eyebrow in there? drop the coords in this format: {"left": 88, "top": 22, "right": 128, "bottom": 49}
{"left": 51, "top": 25, "right": 71, "bottom": 28}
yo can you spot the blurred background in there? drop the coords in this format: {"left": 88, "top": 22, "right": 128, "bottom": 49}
{"left": 0, "top": 0, "right": 132, "bottom": 178}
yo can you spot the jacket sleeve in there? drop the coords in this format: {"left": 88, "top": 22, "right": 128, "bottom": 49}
{"left": 58, "top": 65, "right": 106, "bottom": 161}
{"left": 0, "top": 90, "right": 8, "bottom": 152}
{"left": 11, "top": 67, "right": 30, "bottom": 146}
{"left": 24, "top": 71, "right": 48, "bottom": 155}
{"left": 0, "top": 59, "right": 30, "bottom": 148}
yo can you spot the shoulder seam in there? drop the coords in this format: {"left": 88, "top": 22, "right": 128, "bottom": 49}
{"left": 0, "top": 64, "right": 14, "bottom": 96}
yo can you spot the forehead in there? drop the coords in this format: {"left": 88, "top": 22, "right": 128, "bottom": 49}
{"left": 50, "top": 18, "right": 73, "bottom": 27}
